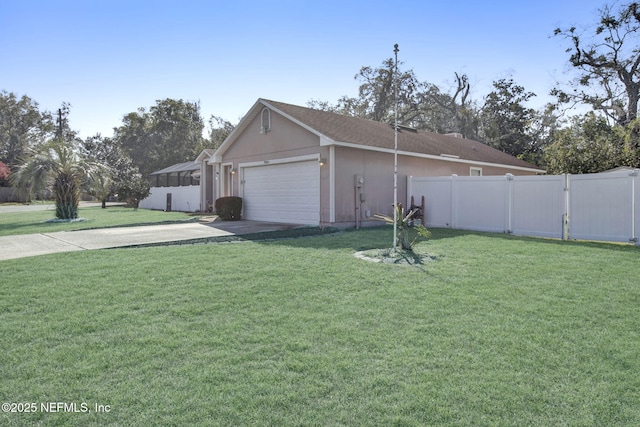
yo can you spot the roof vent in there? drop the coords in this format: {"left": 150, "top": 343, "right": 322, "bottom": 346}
{"left": 390, "top": 122, "right": 418, "bottom": 133}
{"left": 444, "top": 132, "right": 463, "bottom": 138}
{"left": 260, "top": 108, "right": 271, "bottom": 134}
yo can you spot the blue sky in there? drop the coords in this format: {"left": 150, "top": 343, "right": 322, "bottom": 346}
{"left": 1, "top": 0, "right": 608, "bottom": 138}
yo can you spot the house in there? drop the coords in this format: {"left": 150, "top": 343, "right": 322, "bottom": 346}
{"left": 204, "top": 99, "right": 544, "bottom": 227}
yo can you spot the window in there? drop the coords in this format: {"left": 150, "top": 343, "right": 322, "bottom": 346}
{"left": 470, "top": 167, "right": 482, "bottom": 176}
{"left": 260, "top": 108, "right": 271, "bottom": 134}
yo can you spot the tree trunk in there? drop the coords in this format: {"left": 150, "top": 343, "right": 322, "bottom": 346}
{"left": 54, "top": 171, "right": 80, "bottom": 219}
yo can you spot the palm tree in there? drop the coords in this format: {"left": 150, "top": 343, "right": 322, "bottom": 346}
{"left": 12, "top": 139, "right": 108, "bottom": 219}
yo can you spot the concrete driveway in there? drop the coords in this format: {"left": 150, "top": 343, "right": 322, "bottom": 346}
{"left": 0, "top": 219, "right": 301, "bottom": 261}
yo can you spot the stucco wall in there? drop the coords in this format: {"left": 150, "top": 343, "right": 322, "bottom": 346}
{"left": 332, "top": 146, "right": 539, "bottom": 226}
{"left": 220, "top": 111, "right": 323, "bottom": 200}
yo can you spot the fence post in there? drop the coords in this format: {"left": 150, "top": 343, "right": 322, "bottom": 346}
{"left": 506, "top": 174, "right": 514, "bottom": 234}
{"left": 563, "top": 174, "right": 570, "bottom": 241}
{"left": 631, "top": 170, "right": 638, "bottom": 245}
{"left": 421, "top": 195, "right": 425, "bottom": 226}
{"left": 450, "top": 174, "right": 458, "bottom": 229}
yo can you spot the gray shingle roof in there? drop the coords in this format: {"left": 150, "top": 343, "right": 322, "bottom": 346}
{"left": 149, "top": 160, "right": 199, "bottom": 176}
{"left": 262, "top": 99, "right": 542, "bottom": 172}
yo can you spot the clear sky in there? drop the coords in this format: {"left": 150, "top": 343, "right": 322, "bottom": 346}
{"left": 1, "top": 0, "right": 609, "bottom": 139}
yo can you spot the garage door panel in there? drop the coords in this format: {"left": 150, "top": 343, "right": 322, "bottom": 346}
{"left": 242, "top": 160, "right": 319, "bottom": 225}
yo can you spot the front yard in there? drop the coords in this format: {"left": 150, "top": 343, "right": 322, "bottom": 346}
{"left": 0, "top": 206, "right": 195, "bottom": 237}
{"left": 0, "top": 228, "right": 638, "bottom": 425}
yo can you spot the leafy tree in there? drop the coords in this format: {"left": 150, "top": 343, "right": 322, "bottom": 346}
{"left": 526, "top": 103, "right": 566, "bottom": 167}
{"left": 417, "top": 73, "right": 480, "bottom": 138}
{"left": 81, "top": 134, "right": 137, "bottom": 207}
{"left": 12, "top": 139, "right": 107, "bottom": 219}
{"left": 114, "top": 99, "right": 205, "bottom": 177}
{"left": 543, "top": 112, "right": 627, "bottom": 174}
{"left": 309, "top": 58, "right": 422, "bottom": 125}
{"left": 553, "top": 2, "right": 640, "bottom": 126}
{"left": 205, "top": 115, "right": 235, "bottom": 152}
{"left": 308, "top": 59, "right": 479, "bottom": 138}
{"left": 480, "top": 78, "right": 538, "bottom": 159}
{"left": 0, "top": 90, "right": 53, "bottom": 168}
{"left": 116, "top": 173, "right": 151, "bottom": 209}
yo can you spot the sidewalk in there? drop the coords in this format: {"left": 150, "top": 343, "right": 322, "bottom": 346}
{"left": 0, "top": 220, "right": 300, "bottom": 261}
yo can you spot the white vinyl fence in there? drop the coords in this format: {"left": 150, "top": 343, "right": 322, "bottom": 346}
{"left": 407, "top": 170, "right": 640, "bottom": 245}
{"left": 139, "top": 186, "right": 200, "bottom": 212}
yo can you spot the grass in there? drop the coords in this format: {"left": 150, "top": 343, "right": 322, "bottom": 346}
{"left": 0, "top": 228, "right": 639, "bottom": 426}
{"left": 0, "top": 206, "right": 195, "bottom": 236}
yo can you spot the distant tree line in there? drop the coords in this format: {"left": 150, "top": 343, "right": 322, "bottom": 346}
{"left": 0, "top": 91, "right": 234, "bottom": 216}
{"left": 310, "top": 2, "right": 640, "bottom": 173}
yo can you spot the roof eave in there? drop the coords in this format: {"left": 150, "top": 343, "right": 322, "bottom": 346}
{"left": 323, "top": 140, "right": 545, "bottom": 174}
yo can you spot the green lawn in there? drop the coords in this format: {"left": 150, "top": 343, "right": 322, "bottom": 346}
{"left": 0, "top": 206, "right": 195, "bottom": 236}
{"left": 1, "top": 228, "right": 639, "bottom": 426}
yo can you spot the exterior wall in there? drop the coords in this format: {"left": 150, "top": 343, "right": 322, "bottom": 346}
{"left": 216, "top": 111, "right": 323, "bottom": 202}
{"left": 331, "top": 146, "right": 539, "bottom": 226}
{"left": 201, "top": 163, "right": 214, "bottom": 212}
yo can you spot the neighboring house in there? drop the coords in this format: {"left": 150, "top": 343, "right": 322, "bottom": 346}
{"left": 139, "top": 152, "right": 213, "bottom": 212}
{"left": 204, "top": 99, "right": 544, "bottom": 227}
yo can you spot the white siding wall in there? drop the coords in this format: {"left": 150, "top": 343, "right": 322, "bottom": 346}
{"left": 139, "top": 186, "right": 201, "bottom": 212}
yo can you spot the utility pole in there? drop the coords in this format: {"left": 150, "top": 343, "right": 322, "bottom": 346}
{"left": 393, "top": 43, "right": 399, "bottom": 252}
{"left": 57, "top": 108, "right": 63, "bottom": 141}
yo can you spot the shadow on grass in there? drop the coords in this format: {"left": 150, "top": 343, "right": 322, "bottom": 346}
{"left": 120, "top": 224, "right": 640, "bottom": 254}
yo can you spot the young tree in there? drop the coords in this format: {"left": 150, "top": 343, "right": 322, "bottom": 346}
{"left": 12, "top": 139, "right": 107, "bottom": 219}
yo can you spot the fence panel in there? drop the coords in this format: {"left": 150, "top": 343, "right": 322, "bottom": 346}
{"left": 568, "top": 172, "right": 634, "bottom": 243}
{"left": 511, "top": 175, "right": 566, "bottom": 238}
{"left": 408, "top": 177, "right": 452, "bottom": 228}
{"left": 408, "top": 171, "right": 639, "bottom": 245}
{"left": 451, "top": 176, "right": 508, "bottom": 233}
{"left": 139, "top": 186, "right": 200, "bottom": 212}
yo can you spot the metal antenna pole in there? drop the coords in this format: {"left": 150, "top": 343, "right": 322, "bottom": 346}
{"left": 393, "top": 43, "right": 399, "bottom": 252}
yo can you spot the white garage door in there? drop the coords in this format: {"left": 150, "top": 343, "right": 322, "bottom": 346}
{"left": 242, "top": 160, "right": 320, "bottom": 225}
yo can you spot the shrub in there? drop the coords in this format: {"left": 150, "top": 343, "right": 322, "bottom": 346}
{"left": 374, "top": 203, "right": 432, "bottom": 251}
{"left": 215, "top": 197, "right": 243, "bottom": 220}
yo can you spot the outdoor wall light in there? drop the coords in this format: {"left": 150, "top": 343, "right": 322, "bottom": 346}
{"left": 319, "top": 158, "right": 326, "bottom": 166}
{"left": 230, "top": 167, "right": 236, "bottom": 175}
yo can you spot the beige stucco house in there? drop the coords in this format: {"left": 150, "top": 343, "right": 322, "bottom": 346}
{"left": 203, "top": 99, "right": 543, "bottom": 227}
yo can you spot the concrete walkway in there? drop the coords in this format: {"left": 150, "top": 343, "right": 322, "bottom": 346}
{"left": 0, "top": 220, "right": 300, "bottom": 261}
